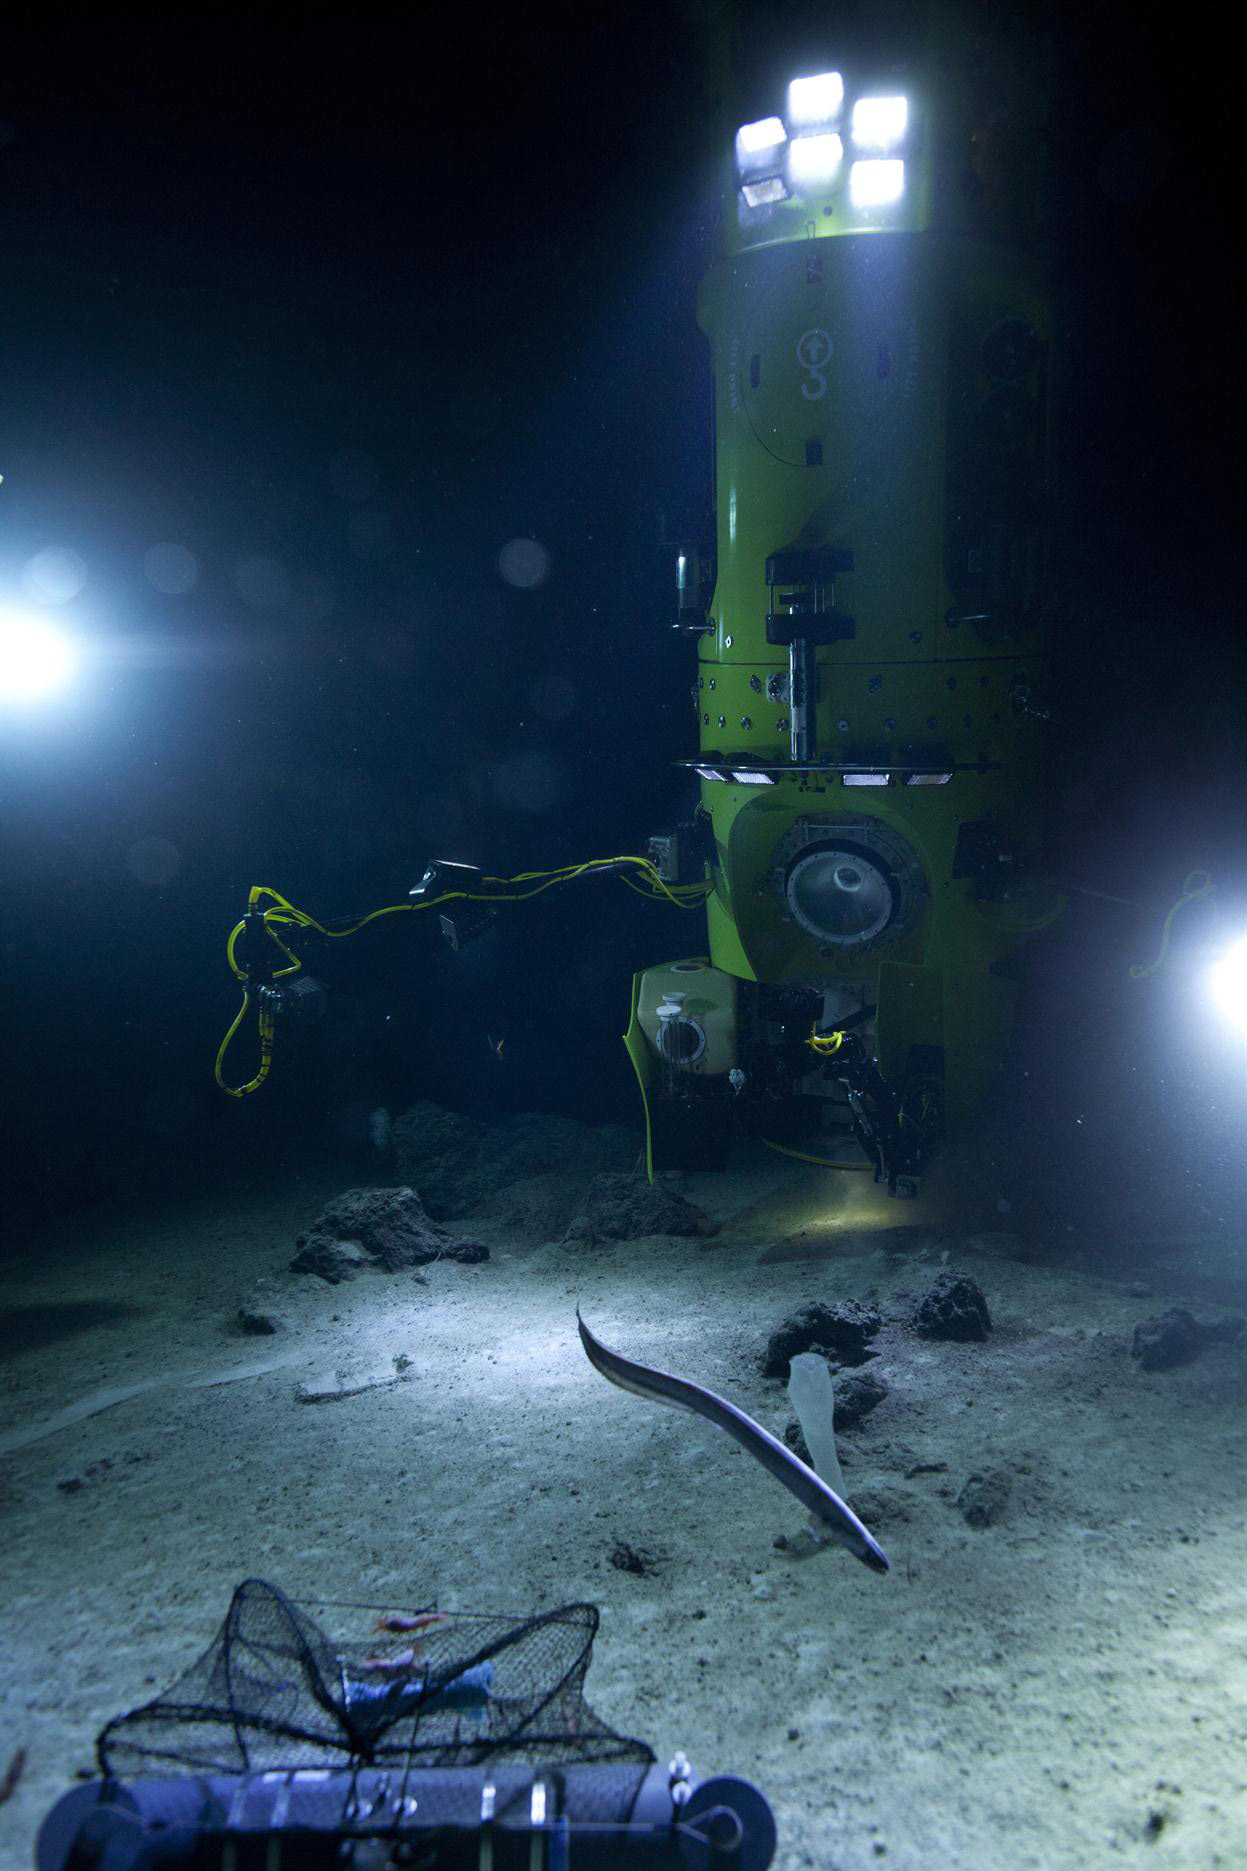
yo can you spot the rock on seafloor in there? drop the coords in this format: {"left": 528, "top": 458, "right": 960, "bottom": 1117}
{"left": 289, "top": 1186, "right": 488, "bottom": 1283}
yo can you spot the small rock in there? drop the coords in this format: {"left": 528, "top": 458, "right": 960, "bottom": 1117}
{"left": 391, "top": 1102, "right": 635, "bottom": 1220}
{"left": 834, "top": 1370, "right": 890, "bottom": 1430}
{"left": 850, "top": 1484, "right": 915, "bottom": 1528}
{"left": 762, "top": 1300, "right": 882, "bottom": 1376}
{"left": 238, "top": 1278, "right": 290, "bottom": 1334}
{"left": 956, "top": 1469, "right": 1011, "bottom": 1527}
{"left": 288, "top": 1237, "right": 370, "bottom": 1284}
{"left": 564, "top": 1174, "right": 714, "bottom": 1247}
{"left": 290, "top": 1186, "right": 488, "bottom": 1283}
{"left": 783, "top": 1419, "right": 813, "bottom": 1465}
{"left": 913, "top": 1271, "right": 992, "bottom": 1341}
{"left": 481, "top": 1173, "right": 575, "bottom": 1237}
{"left": 774, "top": 1524, "right": 831, "bottom": 1559}
{"left": 55, "top": 1457, "right": 117, "bottom": 1495}
{"left": 446, "top": 1238, "right": 490, "bottom": 1264}
{"left": 608, "top": 1541, "right": 660, "bottom": 1577}
{"left": 1131, "top": 1308, "right": 1244, "bottom": 1372}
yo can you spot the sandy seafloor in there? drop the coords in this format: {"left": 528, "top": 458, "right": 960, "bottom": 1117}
{"left": 2, "top": 1136, "right": 1245, "bottom": 1871}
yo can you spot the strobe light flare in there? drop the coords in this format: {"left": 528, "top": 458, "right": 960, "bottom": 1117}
{"left": 1206, "top": 934, "right": 1247, "bottom": 1034}
{"left": 0, "top": 612, "right": 75, "bottom": 701}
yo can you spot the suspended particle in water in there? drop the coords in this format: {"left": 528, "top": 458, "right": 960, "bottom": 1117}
{"left": 498, "top": 537, "right": 551, "bottom": 589}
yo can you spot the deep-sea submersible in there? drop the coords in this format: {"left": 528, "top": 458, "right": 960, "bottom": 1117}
{"left": 624, "top": 29, "right": 1063, "bottom": 1192}
{"left": 216, "top": 14, "right": 1068, "bottom": 1201}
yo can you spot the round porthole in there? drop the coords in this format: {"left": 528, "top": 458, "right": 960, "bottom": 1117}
{"left": 657, "top": 1017, "right": 707, "bottom": 1065}
{"left": 784, "top": 845, "right": 898, "bottom": 945}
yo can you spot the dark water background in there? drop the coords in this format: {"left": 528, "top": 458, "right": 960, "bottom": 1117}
{"left": 1, "top": 4, "right": 1242, "bottom": 1246}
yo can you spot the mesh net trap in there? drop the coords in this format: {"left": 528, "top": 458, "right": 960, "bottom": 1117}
{"left": 97, "top": 1578, "right": 654, "bottom": 1781}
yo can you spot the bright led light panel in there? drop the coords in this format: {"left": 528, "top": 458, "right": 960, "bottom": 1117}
{"left": 735, "top": 116, "right": 786, "bottom": 172}
{"left": 741, "top": 176, "right": 789, "bottom": 207}
{"left": 787, "top": 72, "right": 844, "bottom": 128}
{"left": 789, "top": 132, "right": 844, "bottom": 188}
{"left": 851, "top": 95, "right": 908, "bottom": 150}
{"left": 849, "top": 158, "right": 905, "bottom": 207}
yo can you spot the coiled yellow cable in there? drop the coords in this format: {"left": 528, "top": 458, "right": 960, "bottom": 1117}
{"left": 1128, "top": 870, "right": 1216, "bottom": 980}
{"left": 216, "top": 858, "right": 713, "bottom": 1095}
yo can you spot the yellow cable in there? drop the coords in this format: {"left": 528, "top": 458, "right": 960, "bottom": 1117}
{"left": 760, "top": 1136, "right": 872, "bottom": 1171}
{"left": 214, "top": 992, "right": 276, "bottom": 1097}
{"left": 1129, "top": 870, "right": 1216, "bottom": 980}
{"left": 217, "top": 855, "right": 712, "bottom": 1094}
{"left": 806, "top": 1028, "right": 845, "bottom": 1056}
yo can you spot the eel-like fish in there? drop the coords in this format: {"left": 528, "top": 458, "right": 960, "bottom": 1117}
{"left": 577, "top": 1310, "right": 889, "bottom": 1574}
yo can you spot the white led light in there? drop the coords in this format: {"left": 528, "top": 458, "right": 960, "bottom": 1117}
{"left": 787, "top": 72, "right": 844, "bottom": 128}
{"left": 735, "top": 116, "right": 786, "bottom": 171}
{"left": 851, "top": 95, "right": 909, "bottom": 150}
{"left": 695, "top": 765, "right": 727, "bottom": 783}
{"left": 904, "top": 771, "right": 954, "bottom": 786}
{"left": 849, "top": 158, "right": 905, "bottom": 207}
{"left": 0, "top": 612, "right": 75, "bottom": 701}
{"left": 842, "top": 771, "right": 891, "bottom": 787}
{"left": 1206, "top": 933, "right": 1247, "bottom": 1034}
{"left": 741, "top": 176, "right": 789, "bottom": 208}
{"left": 788, "top": 132, "right": 844, "bottom": 188}
{"left": 730, "top": 770, "right": 776, "bottom": 785}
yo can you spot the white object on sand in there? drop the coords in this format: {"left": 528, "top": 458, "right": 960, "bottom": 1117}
{"left": 786, "top": 1351, "right": 846, "bottom": 1497}
{"left": 0, "top": 1356, "right": 302, "bottom": 1453}
{"left": 0, "top": 1380, "right": 166, "bottom": 1455}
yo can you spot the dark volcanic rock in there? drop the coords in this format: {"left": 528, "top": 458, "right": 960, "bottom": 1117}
{"left": 782, "top": 1419, "right": 812, "bottom": 1465}
{"left": 833, "top": 1369, "right": 890, "bottom": 1430}
{"left": 1131, "top": 1307, "right": 1244, "bottom": 1371}
{"left": 391, "top": 1101, "right": 636, "bottom": 1221}
{"left": 913, "top": 1271, "right": 992, "bottom": 1341}
{"left": 449, "top": 1238, "right": 490, "bottom": 1264}
{"left": 238, "top": 1278, "right": 291, "bottom": 1334}
{"left": 762, "top": 1301, "right": 882, "bottom": 1377}
{"left": 608, "top": 1541, "right": 661, "bottom": 1577}
{"left": 288, "top": 1237, "right": 371, "bottom": 1284}
{"left": 290, "top": 1186, "right": 488, "bottom": 1283}
{"left": 563, "top": 1173, "right": 714, "bottom": 1246}
{"left": 956, "top": 1469, "right": 1011, "bottom": 1527}
{"left": 390, "top": 1105, "right": 490, "bottom": 1218}
{"left": 481, "top": 1173, "right": 576, "bottom": 1238}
